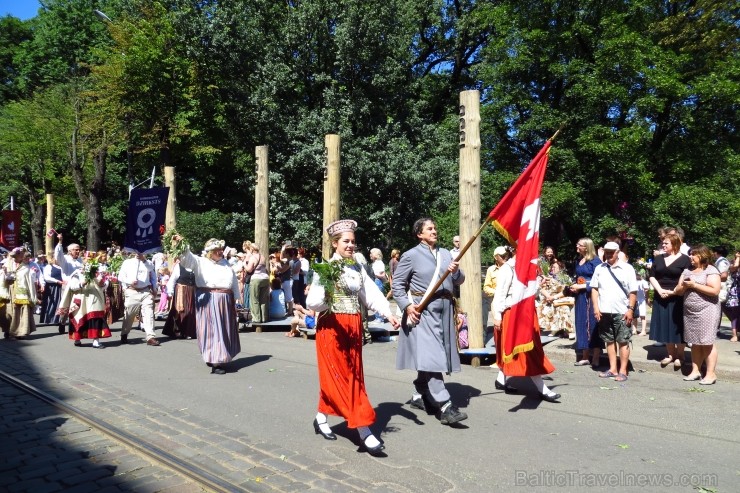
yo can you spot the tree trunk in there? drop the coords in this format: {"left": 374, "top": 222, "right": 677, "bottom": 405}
{"left": 27, "top": 191, "right": 45, "bottom": 256}
{"left": 86, "top": 147, "right": 107, "bottom": 251}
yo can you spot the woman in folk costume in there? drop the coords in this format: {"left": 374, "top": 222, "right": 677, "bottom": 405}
{"left": 7, "top": 248, "right": 38, "bottom": 340}
{"left": 305, "top": 219, "right": 399, "bottom": 456}
{"left": 57, "top": 252, "right": 111, "bottom": 348}
{"left": 171, "top": 237, "right": 241, "bottom": 375}
{"left": 0, "top": 256, "right": 13, "bottom": 339}
{"left": 40, "top": 256, "right": 65, "bottom": 332}
{"left": 162, "top": 259, "right": 197, "bottom": 339}
{"left": 492, "top": 246, "right": 560, "bottom": 403}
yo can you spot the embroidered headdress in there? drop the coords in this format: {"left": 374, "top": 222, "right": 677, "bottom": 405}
{"left": 203, "top": 238, "right": 225, "bottom": 252}
{"left": 326, "top": 219, "right": 357, "bottom": 237}
{"left": 10, "top": 247, "right": 26, "bottom": 257}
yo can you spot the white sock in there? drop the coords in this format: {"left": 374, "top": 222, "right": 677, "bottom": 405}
{"left": 359, "top": 428, "right": 380, "bottom": 448}
{"left": 531, "top": 375, "right": 556, "bottom": 396}
{"left": 315, "top": 412, "right": 332, "bottom": 435}
{"left": 412, "top": 391, "right": 423, "bottom": 400}
{"left": 496, "top": 371, "right": 506, "bottom": 385}
{"left": 440, "top": 401, "right": 451, "bottom": 413}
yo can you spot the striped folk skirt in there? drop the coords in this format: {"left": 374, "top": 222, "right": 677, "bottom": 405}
{"left": 195, "top": 289, "right": 241, "bottom": 364}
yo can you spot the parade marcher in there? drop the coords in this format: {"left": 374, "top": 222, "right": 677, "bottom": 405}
{"left": 54, "top": 233, "right": 84, "bottom": 333}
{"left": 7, "top": 248, "right": 37, "bottom": 340}
{"left": 391, "top": 217, "right": 468, "bottom": 425}
{"left": 173, "top": 237, "right": 241, "bottom": 374}
{"left": 306, "top": 219, "right": 399, "bottom": 455}
{"left": 162, "top": 260, "right": 197, "bottom": 339}
{"left": 492, "top": 246, "right": 560, "bottom": 402}
{"left": 590, "top": 242, "right": 638, "bottom": 382}
{"left": 54, "top": 233, "right": 83, "bottom": 279}
{"left": 118, "top": 252, "right": 161, "bottom": 346}
{"left": 40, "top": 257, "right": 65, "bottom": 331}
{"left": 57, "top": 253, "right": 111, "bottom": 348}
{"left": 28, "top": 253, "right": 44, "bottom": 315}
{"left": 0, "top": 256, "right": 13, "bottom": 339}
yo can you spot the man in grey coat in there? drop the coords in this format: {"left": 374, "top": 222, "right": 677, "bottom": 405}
{"left": 392, "top": 217, "right": 467, "bottom": 425}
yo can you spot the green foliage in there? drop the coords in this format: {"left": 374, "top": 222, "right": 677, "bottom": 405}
{"left": 0, "top": 0, "right": 736, "bottom": 262}
{"left": 175, "top": 209, "right": 229, "bottom": 252}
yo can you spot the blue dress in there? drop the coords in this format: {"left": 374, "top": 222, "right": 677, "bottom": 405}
{"left": 574, "top": 257, "right": 604, "bottom": 351}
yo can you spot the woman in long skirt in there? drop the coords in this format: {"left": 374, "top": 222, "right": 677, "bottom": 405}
{"left": 173, "top": 237, "right": 241, "bottom": 374}
{"left": 306, "top": 219, "right": 399, "bottom": 456}
{"left": 40, "top": 258, "right": 64, "bottom": 332}
{"left": 162, "top": 261, "right": 197, "bottom": 339}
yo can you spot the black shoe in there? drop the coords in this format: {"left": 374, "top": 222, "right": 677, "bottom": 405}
{"left": 540, "top": 392, "right": 561, "bottom": 403}
{"left": 439, "top": 404, "right": 467, "bottom": 425}
{"left": 73, "top": 340, "right": 81, "bottom": 347}
{"left": 313, "top": 418, "right": 337, "bottom": 440}
{"left": 211, "top": 366, "right": 226, "bottom": 375}
{"left": 495, "top": 381, "right": 519, "bottom": 394}
{"left": 363, "top": 436, "right": 385, "bottom": 456}
{"left": 120, "top": 334, "right": 128, "bottom": 344}
{"left": 58, "top": 325, "right": 66, "bottom": 334}
{"left": 409, "top": 395, "right": 426, "bottom": 411}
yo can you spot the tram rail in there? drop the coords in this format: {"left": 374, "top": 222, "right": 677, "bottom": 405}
{"left": 0, "top": 369, "right": 255, "bottom": 493}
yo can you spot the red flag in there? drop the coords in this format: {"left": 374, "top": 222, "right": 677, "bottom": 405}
{"left": 0, "top": 210, "right": 22, "bottom": 249}
{"left": 487, "top": 140, "right": 551, "bottom": 363}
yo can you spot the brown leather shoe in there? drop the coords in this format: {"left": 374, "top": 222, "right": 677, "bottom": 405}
{"left": 146, "top": 338, "right": 161, "bottom": 346}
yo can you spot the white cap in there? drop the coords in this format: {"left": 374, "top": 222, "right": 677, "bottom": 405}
{"left": 603, "top": 241, "right": 620, "bottom": 251}
{"left": 493, "top": 246, "right": 508, "bottom": 257}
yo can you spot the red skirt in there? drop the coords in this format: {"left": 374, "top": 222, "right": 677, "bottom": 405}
{"left": 495, "top": 309, "right": 555, "bottom": 377}
{"left": 315, "top": 312, "right": 375, "bottom": 428}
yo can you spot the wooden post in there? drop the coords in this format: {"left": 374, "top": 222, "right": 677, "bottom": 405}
{"left": 164, "top": 167, "right": 177, "bottom": 232}
{"left": 322, "top": 135, "right": 341, "bottom": 259}
{"left": 45, "top": 194, "right": 54, "bottom": 258}
{"left": 254, "top": 146, "right": 270, "bottom": 333}
{"left": 459, "top": 90, "right": 484, "bottom": 363}
{"left": 255, "top": 145, "right": 269, "bottom": 260}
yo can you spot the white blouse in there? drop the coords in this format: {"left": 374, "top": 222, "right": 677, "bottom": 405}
{"left": 179, "top": 249, "right": 240, "bottom": 302}
{"left": 306, "top": 253, "right": 391, "bottom": 318}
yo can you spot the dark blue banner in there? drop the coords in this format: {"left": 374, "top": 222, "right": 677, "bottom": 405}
{"left": 124, "top": 187, "right": 169, "bottom": 254}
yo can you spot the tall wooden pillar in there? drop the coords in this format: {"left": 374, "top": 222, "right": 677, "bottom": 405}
{"left": 164, "top": 166, "right": 176, "bottom": 232}
{"left": 45, "top": 194, "right": 54, "bottom": 258}
{"left": 322, "top": 135, "right": 341, "bottom": 259}
{"left": 255, "top": 146, "right": 269, "bottom": 259}
{"left": 458, "top": 90, "right": 484, "bottom": 352}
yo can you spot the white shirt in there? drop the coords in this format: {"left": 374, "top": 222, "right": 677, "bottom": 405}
{"left": 43, "top": 264, "right": 63, "bottom": 284}
{"left": 118, "top": 257, "right": 157, "bottom": 291}
{"left": 492, "top": 259, "right": 515, "bottom": 321}
{"left": 305, "top": 253, "right": 391, "bottom": 317}
{"left": 371, "top": 259, "right": 387, "bottom": 280}
{"left": 179, "top": 249, "right": 240, "bottom": 301}
{"left": 590, "top": 261, "right": 637, "bottom": 313}
{"left": 54, "top": 243, "right": 83, "bottom": 280}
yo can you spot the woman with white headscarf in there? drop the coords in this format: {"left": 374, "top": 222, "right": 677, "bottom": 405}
{"left": 173, "top": 237, "right": 241, "bottom": 375}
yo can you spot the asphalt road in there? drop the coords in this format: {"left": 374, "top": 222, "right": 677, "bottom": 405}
{"left": 5, "top": 321, "right": 739, "bottom": 492}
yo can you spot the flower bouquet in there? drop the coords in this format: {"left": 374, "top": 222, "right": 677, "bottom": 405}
{"left": 311, "top": 258, "right": 357, "bottom": 307}
{"left": 83, "top": 257, "right": 100, "bottom": 284}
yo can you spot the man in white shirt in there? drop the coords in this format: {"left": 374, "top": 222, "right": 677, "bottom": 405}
{"left": 118, "top": 252, "right": 160, "bottom": 346}
{"left": 53, "top": 233, "right": 83, "bottom": 280}
{"left": 590, "top": 241, "right": 637, "bottom": 382}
